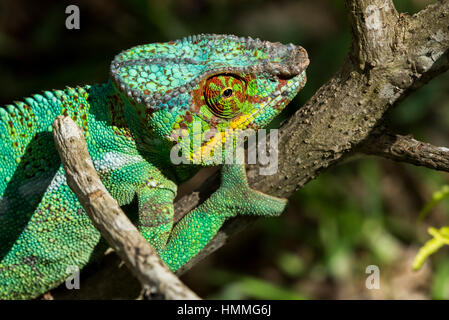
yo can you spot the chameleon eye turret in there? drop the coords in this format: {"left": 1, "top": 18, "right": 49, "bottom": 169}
{"left": 203, "top": 74, "right": 247, "bottom": 119}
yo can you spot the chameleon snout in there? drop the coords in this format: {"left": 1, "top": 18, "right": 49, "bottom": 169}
{"left": 265, "top": 44, "right": 310, "bottom": 79}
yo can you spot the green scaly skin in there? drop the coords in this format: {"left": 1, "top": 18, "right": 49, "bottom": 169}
{"left": 0, "top": 34, "right": 309, "bottom": 299}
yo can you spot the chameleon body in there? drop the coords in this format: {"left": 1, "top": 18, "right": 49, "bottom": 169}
{"left": 0, "top": 34, "right": 309, "bottom": 299}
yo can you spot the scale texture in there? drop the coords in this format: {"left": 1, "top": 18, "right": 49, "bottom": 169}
{"left": 0, "top": 34, "right": 308, "bottom": 299}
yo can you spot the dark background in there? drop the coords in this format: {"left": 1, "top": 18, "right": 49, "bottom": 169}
{"left": 1, "top": 0, "right": 449, "bottom": 299}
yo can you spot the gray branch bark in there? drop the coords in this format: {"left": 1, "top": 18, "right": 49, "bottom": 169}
{"left": 52, "top": 116, "right": 200, "bottom": 300}
{"left": 359, "top": 131, "right": 449, "bottom": 172}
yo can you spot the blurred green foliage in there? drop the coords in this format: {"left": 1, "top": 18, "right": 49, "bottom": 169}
{"left": 0, "top": 0, "right": 448, "bottom": 299}
{"left": 419, "top": 185, "right": 449, "bottom": 221}
{"left": 207, "top": 269, "right": 307, "bottom": 299}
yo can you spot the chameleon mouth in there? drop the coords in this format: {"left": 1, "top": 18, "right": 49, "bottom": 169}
{"left": 266, "top": 71, "right": 307, "bottom": 107}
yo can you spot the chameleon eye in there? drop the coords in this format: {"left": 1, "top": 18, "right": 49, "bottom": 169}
{"left": 204, "top": 74, "right": 246, "bottom": 119}
{"left": 222, "top": 88, "right": 233, "bottom": 98}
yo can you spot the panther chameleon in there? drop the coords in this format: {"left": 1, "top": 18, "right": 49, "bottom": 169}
{"left": 0, "top": 34, "right": 309, "bottom": 299}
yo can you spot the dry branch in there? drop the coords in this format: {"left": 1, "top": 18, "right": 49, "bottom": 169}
{"left": 52, "top": 116, "right": 200, "bottom": 300}
{"left": 359, "top": 131, "right": 449, "bottom": 172}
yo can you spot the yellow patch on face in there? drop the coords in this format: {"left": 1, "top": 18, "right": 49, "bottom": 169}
{"left": 189, "top": 130, "right": 231, "bottom": 163}
{"left": 229, "top": 113, "right": 252, "bottom": 129}
{"left": 188, "top": 112, "right": 256, "bottom": 163}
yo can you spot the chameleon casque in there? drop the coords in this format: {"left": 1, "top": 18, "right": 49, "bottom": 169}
{"left": 0, "top": 34, "right": 309, "bottom": 299}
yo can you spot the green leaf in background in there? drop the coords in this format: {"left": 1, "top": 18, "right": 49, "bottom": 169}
{"left": 363, "top": 219, "right": 400, "bottom": 264}
{"left": 419, "top": 185, "right": 449, "bottom": 220}
{"left": 276, "top": 251, "right": 305, "bottom": 278}
{"left": 234, "top": 276, "right": 306, "bottom": 300}
{"left": 431, "top": 257, "right": 449, "bottom": 299}
{"left": 414, "top": 184, "right": 449, "bottom": 272}
{"left": 413, "top": 227, "right": 449, "bottom": 271}
{"left": 208, "top": 269, "right": 306, "bottom": 300}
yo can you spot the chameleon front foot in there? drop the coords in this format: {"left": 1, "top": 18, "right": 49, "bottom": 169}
{"left": 218, "top": 164, "right": 288, "bottom": 217}
{"left": 158, "top": 164, "right": 287, "bottom": 271}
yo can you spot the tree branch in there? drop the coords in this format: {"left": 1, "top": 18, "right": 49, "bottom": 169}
{"left": 346, "top": 0, "right": 400, "bottom": 70}
{"left": 359, "top": 131, "right": 449, "bottom": 172}
{"left": 52, "top": 116, "right": 200, "bottom": 300}
{"left": 174, "top": 0, "right": 449, "bottom": 271}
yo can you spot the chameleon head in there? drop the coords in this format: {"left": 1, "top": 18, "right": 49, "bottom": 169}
{"left": 110, "top": 34, "right": 309, "bottom": 164}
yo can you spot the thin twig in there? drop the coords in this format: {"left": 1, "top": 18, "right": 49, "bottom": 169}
{"left": 359, "top": 131, "right": 449, "bottom": 172}
{"left": 52, "top": 115, "right": 200, "bottom": 300}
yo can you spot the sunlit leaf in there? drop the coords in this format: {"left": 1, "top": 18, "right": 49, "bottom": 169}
{"left": 413, "top": 227, "right": 449, "bottom": 270}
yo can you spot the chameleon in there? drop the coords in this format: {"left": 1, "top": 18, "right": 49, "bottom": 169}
{"left": 0, "top": 34, "right": 309, "bottom": 299}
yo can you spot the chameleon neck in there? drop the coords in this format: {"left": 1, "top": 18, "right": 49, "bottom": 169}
{"left": 53, "top": 81, "right": 199, "bottom": 184}
{"left": 108, "top": 81, "right": 201, "bottom": 183}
